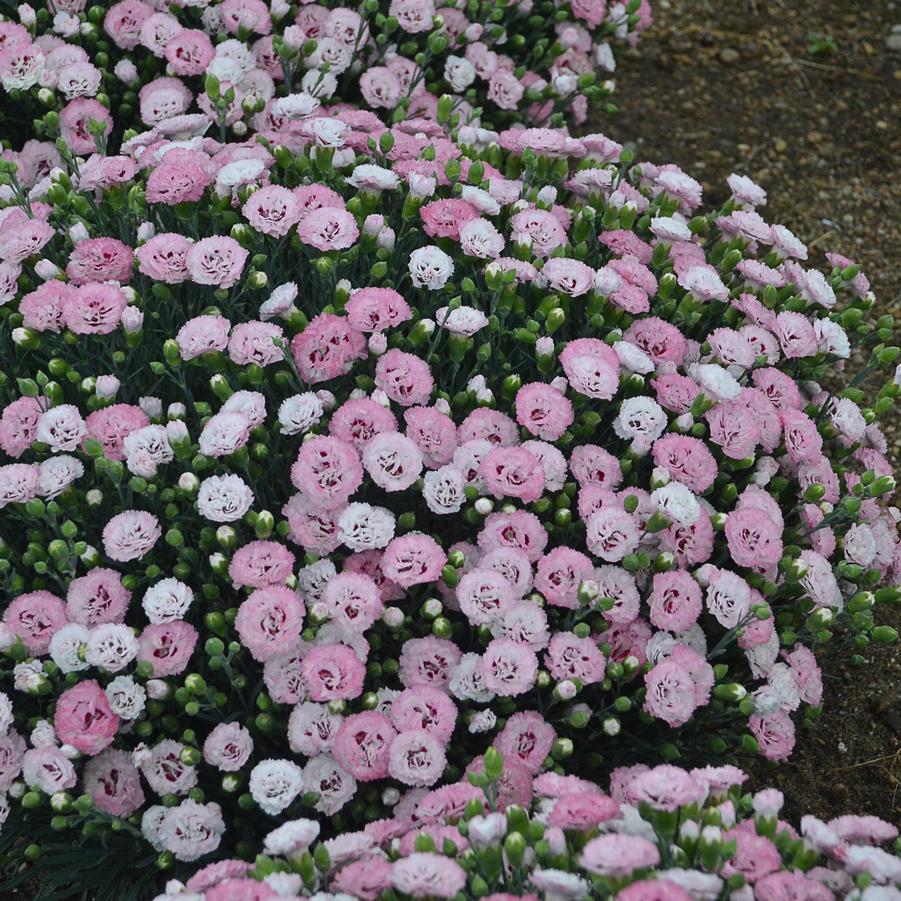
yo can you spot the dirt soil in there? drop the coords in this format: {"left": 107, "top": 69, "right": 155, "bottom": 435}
{"left": 591, "top": 0, "right": 901, "bottom": 823}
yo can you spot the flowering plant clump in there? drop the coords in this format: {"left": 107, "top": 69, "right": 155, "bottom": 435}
{"left": 1, "top": 0, "right": 901, "bottom": 893}
{"left": 0, "top": 0, "right": 650, "bottom": 156}
{"left": 0, "top": 109, "right": 899, "bottom": 896}
{"left": 163, "top": 753, "right": 901, "bottom": 900}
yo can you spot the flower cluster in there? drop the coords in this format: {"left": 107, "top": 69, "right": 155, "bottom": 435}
{"left": 0, "top": 0, "right": 649, "bottom": 153}
{"left": 163, "top": 753, "right": 901, "bottom": 900}
{"left": 0, "top": 119, "right": 898, "bottom": 891}
{"left": 0, "top": 0, "right": 900, "bottom": 896}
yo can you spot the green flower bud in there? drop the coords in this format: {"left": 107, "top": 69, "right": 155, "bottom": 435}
{"left": 503, "top": 831, "right": 526, "bottom": 865}
{"left": 185, "top": 674, "right": 207, "bottom": 695}
{"left": 713, "top": 683, "right": 747, "bottom": 702}
{"left": 872, "top": 625, "right": 898, "bottom": 643}
{"left": 483, "top": 746, "right": 504, "bottom": 781}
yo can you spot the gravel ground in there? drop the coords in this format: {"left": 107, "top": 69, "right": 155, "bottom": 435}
{"left": 587, "top": 0, "right": 901, "bottom": 822}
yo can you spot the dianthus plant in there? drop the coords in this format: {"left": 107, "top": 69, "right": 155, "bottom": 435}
{"left": 0, "top": 109, "right": 898, "bottom": 893}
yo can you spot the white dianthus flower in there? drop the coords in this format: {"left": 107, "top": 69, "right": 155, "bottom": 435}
{"left": 337, "top": 503, "right": 396, "bottom": 551}
{"left": 142, "top": 578, "right": 194, "bottom": 625}
{"left": 408, "top": 246, "right": 454, "bottom": 290}
{"left": 106, "top": 675, "right": 147, "bottom": 720}
{"left": 49, "top": 623, "right": 90, "bottom": 673}
{"left": 198, "top": 412, "right": 250, "bottom": 457}
{"left": 30, "top": 719, "right": 56, "bottom": 748}
{"left": 459, "top": 218, "right": 505, "bottom": 259}
{"left": 468, "top": 709, "right": 497, "bottom": 734}
{"left": 422, "top": 466, "right": 466, "bottom": 515}
{"left": 814, "top": 318, "right": 850, "bottom": 358}
{"left": 435, "top": 305, "right": 490, "bottom": 337}
{"left": 650, "top": 215, "right": 691, "bottom": 243}
{"left": 123, "top": 425, "right": 173, "bottom": 478}
{"left": 689, "top": 362, "right": 743, "bottom": 401}
{"left": 613, "top": 396, "right": 667, "bottom": 442}
{"left": 302, "top": 754, "right": 356, "bottom": 816}
{"left": 460, "top": 185, "right": 501, "bottom": 215}
{"left": 85, "top": 623, "right": 139, "bottom": 673}
{"left": 260, "top": 282, "right": 298, "bottom": 321}
{"left": 523, "top": 440, "right": 567, "bottom": 492}
{"left": 273, "top": 92, "right": 320, "bottom": 119}
{"left": 844, "top": 523, "right": 876, "bottom": 567}
{"left": 197, "top": 474, "right": 254, "bottom": 523}
{"left": 263, "top": 818, "right": 321, "bottom": 856}
{"left": 444, "top": 55, "right": 476, "bottom": 91}
{"left": 346, "top": 164, "right": 399, "bottom": 192}
{"left": 36, "top": 405, "right": 86, "bottom": 453}
{"left": 301, "top": 68, "right": 338, "bottom": 99}
{"left": 249, "top": 759, "right": 305, "bottom": 816}
{"left": 297, "top": 559, "right": 338, "bottom": 606}
{"left": 214, "top": 159, "right": 266, "bottom": 196}
{"left": 651, "top": 482, "right": 701, "bottom": 526}
{"left": 37, "top": 455, "right": 84, "bottom": 498}
{"left": 0, "top": 692, "right": 13, "bottom": 735}
{"left": 829, "top": 397, "right": 866, "bottom": 442}
{"left": 278, "top": 393, "right": 324, "bottom": 435}
{"left": 448, "top": 653, "right": 495, "bottom": 703}
{"left": 613, "top": 340, "right": 655, "bottom": 375}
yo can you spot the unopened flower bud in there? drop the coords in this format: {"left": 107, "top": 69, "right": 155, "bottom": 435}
{"left": 713, "top": 683, "right": 747, "bottom": 702}
{"left": 80, "top": 545, "right": 100, "bottom": 565}
{"left": 12, "top": 328, "right": 37, "bottom": 347}
{"left": 602, "top": 717, "right": 620, "bottom": 736}
{"left": 807, "top": 607, "right": 833, "bottom": 629}
{"left": 139, "top": 396, "right": 162, "bottom": 419}
{"left": 363, "top": 214, "right": 385, "bottom": 236}
{"left": 474, "top": 498, "right": 493, "bottom": 515}
{"left": 368, "top": 333, "right": 387, "bottom": 355}
{"left": 69, "top": 222, "right": 89, "bottom": 244}
{"left": 422, "top": 598, "right": 443, "bottom": 619}
{"left": 121, "top": 307, "right": 144, "bottom": 334}
{"left": 178, "top": 473, "right": 199, "bottom": 495}
{"left": 166, "top": 420, "right": 190, "bottom": 447}
{"left": 408, "top": 173, "right": 436, "bottom": 199}
{"left": 95, "top": 375, "right": 120, "bottom": 400}
{"left": 376, "top": 227, "right": 395, "bottom": 251}
{"left": 146, "top": 680, "right": 170, "bottom": 700}
{"left": 468, "top": 812, "right": 507, "bottom": 848}
{"left": 209, "top": 553, "right": 228, "bottom": 575}
{"left": 382, "top": 607, "right": 404, "bottom": 629}
{"left": 34, "top": 260, "right": 60, "bottom": 280}
{"left": 216, "top": 526, "right": 237, "bottom": 550}
{"left": 114, "top": 59, "right": 139, "bottom": 85}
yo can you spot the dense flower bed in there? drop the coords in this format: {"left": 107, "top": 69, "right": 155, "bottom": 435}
{"left": 0, "top": 0, "right": 650, "bottom": 151}
{"left": 2, "top": 0, "right": 901, "bottom": 898}
{"left": 162, "top": 756, "right": 901, "bottom": 900}
{"left": 0, "top": 117, "right": 899, "bottom": 894}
